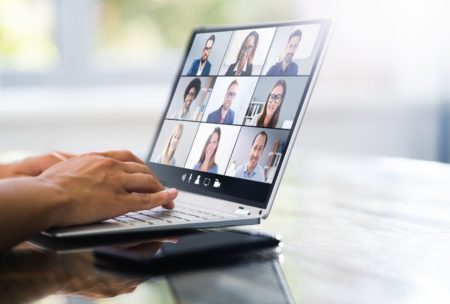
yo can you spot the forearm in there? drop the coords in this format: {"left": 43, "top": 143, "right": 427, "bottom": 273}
{"left": 0, "top": 163, "right": 15, "bottom": 179}
{"left": 0, "top": 177, "right": 66, "bottom": 252}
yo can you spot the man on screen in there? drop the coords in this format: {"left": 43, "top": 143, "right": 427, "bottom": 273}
{"left": 206, "top": 79, "right": 238, "bottom": 124}
{"left": 266, "top": 29, "right": 302, "bottom": 76}
{"left": 186, "top": 35, "right": 215, "bottom": 76}
{"left": 235, "top": 131, "right": 267, "bottom": 182}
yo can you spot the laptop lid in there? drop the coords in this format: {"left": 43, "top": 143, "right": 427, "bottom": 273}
{"left": 146, "top": 19, "right": 331, "bottom": 217}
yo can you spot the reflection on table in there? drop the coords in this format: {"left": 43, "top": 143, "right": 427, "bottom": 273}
{"left": 0, "top": 248, "right": 143, "bottom": 303}
{"left": 0, "top": 240, "right": 292, "bottom": 304}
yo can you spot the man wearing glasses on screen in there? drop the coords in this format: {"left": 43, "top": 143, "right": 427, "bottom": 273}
{"left": 186, "top": 35, "right": 215, "bottom": 76}
{"left": 206, "top": 79, "right": 238, "bottom": 124}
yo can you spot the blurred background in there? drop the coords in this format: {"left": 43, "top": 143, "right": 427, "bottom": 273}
{"left": 1, "top": 0, "right": 450, "bottom": 162}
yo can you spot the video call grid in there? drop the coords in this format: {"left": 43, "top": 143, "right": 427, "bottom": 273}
{"left": 151, "top": 23, "right": 323, "bottom": 184}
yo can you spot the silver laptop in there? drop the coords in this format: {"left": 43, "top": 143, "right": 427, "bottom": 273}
{"left": 44, "top": 19, "right": 331, "bottom": 238}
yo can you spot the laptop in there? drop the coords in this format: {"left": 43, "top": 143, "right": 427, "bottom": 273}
{"left": 43, "top": 19, "right": 332, "bottom": 238}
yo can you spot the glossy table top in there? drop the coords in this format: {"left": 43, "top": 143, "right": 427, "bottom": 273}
{"left": 1, "top": 153, "right": 450, "bottom": 304}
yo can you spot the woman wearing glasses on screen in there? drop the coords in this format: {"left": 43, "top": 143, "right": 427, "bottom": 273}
{"left": 155, "top": 123, "right": 184, "bottom": 166}
{"left": 250, "top": 80, "right": 286, "bottom": 128}
{"left": 193, "top": 127, "right": 221, "bottom": 174}
{"left": 225, "top": 31, "right": 259, "bottom": 76}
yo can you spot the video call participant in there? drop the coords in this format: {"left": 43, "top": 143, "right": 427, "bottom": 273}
{"left": 155, "top": 123, "right": 184, "bottom": 166}
{"left": 266, "top": 29, "right": 302, "bottom": 76}
{"left": 186, "top": 35, "right": 216, "bottom": 76}
{"left": 171, "top": 78, "right": 202, "bottom": 120}
{"left": 225, "top": 31, "right": 259, "bottom": 76}
{"left": 206, "top": 79, "right": 238, "bottom": 124}
{"left": 235, "top": 131, "right": 268, "bottom": 182}
{"left": 193, "top": 127, "right": 221, "bottom": 173}
{"left": 250, "top": 79, "right": 286, "bottom": 128}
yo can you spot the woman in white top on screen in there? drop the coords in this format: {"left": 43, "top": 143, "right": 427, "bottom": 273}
{"left": 250, "top": 79, "right": 286, "bottom": 128}
{"left": 156, "top": 123, "right": 184, "bottom": 166}
{"left": 193, "top": 127, "right": 221, "bottom": 174}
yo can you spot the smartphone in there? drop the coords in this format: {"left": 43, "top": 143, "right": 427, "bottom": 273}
{"left": 94, "top": 230, "right": 280, "bottom": 274}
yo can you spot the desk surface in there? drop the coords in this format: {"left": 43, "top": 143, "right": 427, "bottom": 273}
{"left": 1, "top": 153, "right": 450, "bottom": 304}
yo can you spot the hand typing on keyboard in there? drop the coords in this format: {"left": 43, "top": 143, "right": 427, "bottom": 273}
{"left": 0, "top": 150, "right": 178, "bottom": 252}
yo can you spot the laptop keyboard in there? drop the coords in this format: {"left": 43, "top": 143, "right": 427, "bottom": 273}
{"left": 105, "top": 206, "right": 235, "bottom": 226}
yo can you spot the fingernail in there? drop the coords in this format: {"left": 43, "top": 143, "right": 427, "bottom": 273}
{"left": 167, "top": 188, "right": 178, "bottom": 197}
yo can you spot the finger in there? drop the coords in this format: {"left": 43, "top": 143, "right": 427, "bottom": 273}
{"left": 51, "top": 152, "right": 68, "bottom": 161}
{"left": 120, "top": 173, "right": 164, "bottom": 193}
{"left": 125, "top": 188, "right": 178, "bottom": 211}
{"left": 120, "top": 162, "right": 153, "bottom": 175}
{"left": 162, "top": 200, "right": 175, "bottom": 210}
{"left": 94, "top": 150, "right": 145, "bottom": 164}
{"left": 32, "top": 154, "right": 66, "bottom": 175}
{"left": 53, "top": 151, "right": 76, "bottom": 160}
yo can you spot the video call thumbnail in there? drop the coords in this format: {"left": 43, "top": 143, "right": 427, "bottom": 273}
{"left": 202, "top": 77, "right": 258, "bottom": 125}
{"left": 225, "top": 127, "right": 289, "bottom": 184}
{"left": 218, "top": 27, "right": 276, "bottom": 76}
{"left": 184, "top": 123, "right": 241, "bottom": 175}
{"left": 262, "top": 24, "right": 322, "bottom": 76}
{"left": 151, "top": 120, "right": 200, "bottom": 167}
{"left": 166, "top": 76, "right": 216, "bottom": 121}
{"left": 243, "top": 76, "right": 308, "bottom": 129}
{"left": 182, "top": 31, "right": 232, "bottom": 77}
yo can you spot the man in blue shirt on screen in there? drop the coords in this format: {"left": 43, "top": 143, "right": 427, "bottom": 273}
{"left": 186, "top": 35, "right": 215, "bottom": 76}
{"left": 235, "top": 131, "right": 267, "bottom": 182}
{"left": 206, "top": 79, "right": 238, "bottom": 124}
{"left": 266, "top": 29, "right": 302, "bottom": 76}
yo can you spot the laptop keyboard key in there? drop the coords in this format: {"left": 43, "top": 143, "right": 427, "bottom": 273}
{"left": 113, "top": 206, "right": 235, "bottom": 226}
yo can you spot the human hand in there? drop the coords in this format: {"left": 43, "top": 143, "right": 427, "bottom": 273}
{"left": 0, "top": 151, "right": 74, "bottom": 179}
{"left": 38, "top": 150, "right": 177, "bottom": 228}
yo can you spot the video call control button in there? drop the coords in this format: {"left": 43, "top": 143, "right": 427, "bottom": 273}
{"left": 213, "top": 178, "right": 221, "bottom": 188}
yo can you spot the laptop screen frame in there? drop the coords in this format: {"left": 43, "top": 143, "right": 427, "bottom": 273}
{"left": 146, "top": 19, "right": 332, "bottom": 213}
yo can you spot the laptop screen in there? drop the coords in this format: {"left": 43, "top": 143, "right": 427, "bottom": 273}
{"left": 147, "top": 19, "right": 331, "bottom": 209}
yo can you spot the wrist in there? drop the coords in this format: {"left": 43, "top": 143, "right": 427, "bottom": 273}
{"left": 34, "top": 176, "right": 70, "bottom": 229}
{"left": 0, "top": 176, "right": 70, "bottom": 251}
